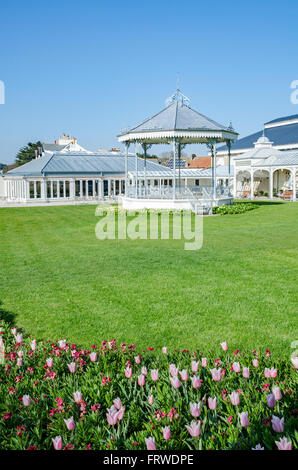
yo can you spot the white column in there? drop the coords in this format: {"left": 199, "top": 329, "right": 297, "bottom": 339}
{"left": 108, "top": 179, "right": 111, "bottom": 197}
{"left": 251, "top": 171, "right": 254, "bottom": 200}
{"left": 135, "top": 143, "right": 138, "bottom": 198}
{"left": 79, "top": 180, "right": 83, "bottom": 198}
{"left": 113, "top": 180, "right": 116, "bottom": 196}
{"left": 41, "top": 180, "right": 47, "bottom": 200}
{"left": 33, "top": 181, "right": 37, "bottom": 199}
{"left": 292, "top": 170, "right": 296, "bottom": 201}
{"left": 269, "top": 170, "right": 273, "bottom": 200}
{"left": 172, "top": 140, "right": 176, "bottom": 199}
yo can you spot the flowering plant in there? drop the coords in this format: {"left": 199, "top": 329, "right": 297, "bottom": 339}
{"left": 0, "top": 321, "right": 297, "bottom": 450}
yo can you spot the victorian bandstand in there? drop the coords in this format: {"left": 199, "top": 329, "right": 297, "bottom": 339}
{"left": 118, "top": 90, "right": 238, "bottom": 213}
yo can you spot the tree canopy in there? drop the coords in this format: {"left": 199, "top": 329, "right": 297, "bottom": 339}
{"left": 15, "top": 141, "right": 42, "bottom": 166}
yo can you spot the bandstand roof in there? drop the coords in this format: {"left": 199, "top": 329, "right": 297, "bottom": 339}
{"left": 118, "top": 90, "right": 238, "bottom": 144}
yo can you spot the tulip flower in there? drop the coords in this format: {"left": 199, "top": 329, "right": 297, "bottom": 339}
{"left": 73, "top": 391, "right": 82, "bottom": 403}
{"left": 266, "top": 394, "right": 276, "bottom": 408}
{"left": 185, "top": 420, "right": 201, "bottom": 437}
{"left": 252, "top": 444, "right": 264, "bottom": 450}
{"left": 162, "top": 426, "right": 171, "bottom": 440}
{"left": 291, "top": 356, "right": 298, "bottom": 369}
{"left": 210, "top": 368, "right": 222, "bottom": 381}
{"left": 113, "top": 397, "right": 122, "bottom": 410}
{"left": 243, "top": 367, "right": 250, "bottom": 378}
{"left": 17, "top": 358, "right": 22, "bottom": 367}
{"left": 145, "top": 436, "right": 156, "bottom": 450}
{"left": 141, "top": 366, "right": 148, "bottom": 376}
{"left": 208, "top": 397, "right": 217, "bottom": 410}
{"left": 151, "top": 369, "right": 159, "bottom": 381}
{"left": 89, "top": 352, "right": 97, "bottom": 362}
{"left": 272, "top": 386, "right": 282, "bottom": 401}
{"left": 229, "top": 391, "right": 240, "bottom": 406}
{"left": 239, "top": 412, "right": 250, "bottom": 427}
{"left": 232, "top": 362, "right": 240, "bottom": 372}
{"left": 272, "top": 416, "right": 284, "bottom": 433}
{"left": 190, "top": 402, "right": 201, "bottom": 417}
{"left": 201, "top": 358, "right": 207, "bottom": 367}
{"left": 106, "top": 405, "right": 121, "bottom": 425}
{"left": 264, "top": 368, "right": 271, "bottom": 378}
{"left": 252, "top": 359, "right": 259, "bottom": 367}
{"left": 46, "top": 358, "right": 53, "bottom": 368}
{"left": 148, "top": 395, "right": 154, "bottom": 405}
{"left": 220, "top": 341, "right": 228, "bottom": 351}
{"left": 52, "top": 436, "right": 63, "bottom": 450}
{"left": 191, "top": 376, "right": 201, "bottom": 389}
{"left": 31, "top": 340, "right": 37, "bottom": 351}
{"left": 58, "top": 339, "right": 66, "bottom": 348}
{"left": 134, "top": 356, "right": 141, "bottom": 365}
{"left": 162, "top": 347, "right": 167, "bottom": 354}
{"left": 138, "top": 374, "right": 145, "bottom": 386}
{"left": 170, "top": 376, "right": 181, "bottom": 389}
{"left": 169, "top": 364, "right": 178, "bottom": 377}
{"left": 191, "top": 361, "right": 199, "bottom": 372}
{"left": 15, "top": 334, "right": 23, "bottom": 344}
{"left": 68, "top": 362, "right": 76, "bottom": 373}
{"left": 124, "top": 366, "right": 132, "bottom": 378}
{"left": 64, "top": 417, "right": 75, "bottom": 431}
{"left": 22, "top": 395, "right": 31, "bottom": 407}
{"left": 270, "top": 367, "right": 278, "bottom": 378}
{"left": 275, "top": 437, "right": 292, "bottom": 450}
{"left": 179, "top": 369, "right": 188, "bottom": 381}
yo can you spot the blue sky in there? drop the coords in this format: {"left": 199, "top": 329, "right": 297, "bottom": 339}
{"left": 0, "top": 0, "right": 298, "bottom": 163}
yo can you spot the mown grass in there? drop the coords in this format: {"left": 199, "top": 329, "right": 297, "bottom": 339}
{"left": 0, "top": 201, "right": 297, "bottom": 356}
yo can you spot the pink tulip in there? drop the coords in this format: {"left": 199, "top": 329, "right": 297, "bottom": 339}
{"left": 73, "top": 391, "right": 82, "bottom": 403}
{"left": 179, "top": 369, "right": 188, "bottom": 381}
{"left": 239, "top": 412, "right": 250, "bottom": 427}
{"left": 89, "top": 352, "right": 97, "bottom": 362}
{"left": 134, "top": 356, "right": 141, "bottom": 365}
{"left": 125, "top": 366, "right": 132, "bottom": 378}
{"left": 106, "top": 406, "right": 119, "bottom": 425}
{"left": 116, "top": 406, "right": 125, "bottom": 421}
{"left": 270, "top": 367, "right": 278, "bottom": 378}
{"left": 243, "top": 367, "right": 250, "bottom": 378}
{"left": 208, "top": 397, "right": 217, "bottom": 410}
{"left": 18, "top": 350, "right": 24, "bottom": 357}
{"left": 169, "top": 364, "right": 178, "bottom": 377}
{"left": 46, "top": 358, "right": 53, "bottom": 368}
{"left": 138, "top": 374, "right": 145, "bottom": 386}
{"left": 141, "top": 366, "right": 148, "bottom": 376}
{"left": 191, "top": 361, "right": 199, "bottom": 372}
{"left": 170, "top": 376, "right": 181, "bottom": 389}
{"left": 264, "top": 368, "right": 271, "bottom": 378}
{"left": 145, "top": 436, "right": 156, "bottom": 450}
{"left": 220, "top": 341, "right": 228, "bottom": 351}
{"left": 113, "top": 397, "right": 122, "bottom": 410}
{"left": 68, "top": 362, "right": 76, "bottom": 373}
{"left": 232, "top": 362, "right": 240, "bottom": 372}
{"left": 210, "top": 368, "right": 222, "bottom": 381}
{"left": 266, "top": 394, "right": 276, "bottom": 408}
{"left": 17, "top": 358, "right": 22, "bottom": 367}
{"left": 151, "top": 369, "right": 159, "bottom": 381}
{"left": 31, "top": 340, "right": 37, "bottom": 351}
{"left": 15, "top": 334, "right": 23, "bottom": 344}
{"left": 162, "top": 347, "right": 167, "bottom": 355}
{"left": 22, "top": 395, "right": 31, "bottom": 407}
{"left": 185, "top": 420, "right": 201, "bottom": 437}
{"left": 191, "top": 376, "right": 201, "bottom": 389}
{"left": 275, "top": 437, "right": 292, "bottom": 450}
{"left": 162, "top": 426, "right": 171, "bottom": 440}
{"left": 64, "top": 417, "right": 75, "bottom": 430}
{"left": 190, "top": 402, "right": 201, "bottom": 418}
{"left": 291, "top": 356, "right": 298, "bottom": 369}
{"left": 252, "top": 359, "right": 259, "bottom": 368}
{"left": 201, "top": 358, "right": 207, "bottom": 367}
{"left": 58, "top": 339, "right": 66, "bottom": 348}
{"left": 11, "top": 327, "right": 17, "bottom": 336}
{"left": 229, "top": 391, "right": 240, "bottom": 406}
{"left": 272, "top": 386, "right": 282, "bottom": 401}
{"left": 272, "top": 416, "right": 284, "bottom": 433}
{"left": 148, "top": 395, "right": 154, "bottom": 405}
{"left": 52, "top": 436, "right": 62, "bottom": 450}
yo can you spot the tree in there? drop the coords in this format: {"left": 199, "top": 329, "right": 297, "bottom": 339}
{"left": 15, "top": 141, "right": 42, "bottom": 166}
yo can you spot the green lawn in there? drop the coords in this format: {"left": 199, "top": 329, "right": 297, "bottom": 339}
{"left": 0, "top": 202, "right": 297, "bottom": 356}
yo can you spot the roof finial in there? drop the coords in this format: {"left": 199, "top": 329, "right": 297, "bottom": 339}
{"left": 228, "top": 121, "right": 234, "bottom": 131}
{"left": 165, "top": 87, "right": 190, "bottom": 107}
{"left": 176, "top": 72, "right": 180, "bottom": 91}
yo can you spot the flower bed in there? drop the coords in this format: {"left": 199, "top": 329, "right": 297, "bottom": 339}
{"left": 0, "top": 322, "right": 297, "bottom": 450}
{"left": 213, "top": 202, "right": 258, "bottom": 215}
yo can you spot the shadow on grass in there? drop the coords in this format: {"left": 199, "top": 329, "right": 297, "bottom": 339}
{"left": 0, "top": 300, "right": 16, "bottom": 327}
{"left": 235, "top": 199, "right": 285, "bottom": 206}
